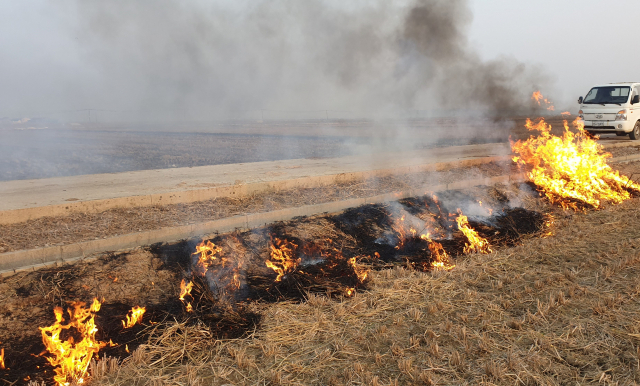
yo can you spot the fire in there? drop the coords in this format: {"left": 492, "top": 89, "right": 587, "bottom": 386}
{"left": 40, "top": 298, "right": 107, "bottom": 386}
{"left": 0, "top": 348, "right": 5, "bottom": 370}
{"left": 179, "top": 279, "right": 194, "bottom": 313}
{"left": 266, "top": 238, "right": 301, "bottom": 282}
{"left": 532, "top": 91, "right": 555, "bottom": 111}
{"left": 348, "top": 256, "right": 369, "bottom": 283}
{"left": 392, "top": 215, "right": 422, "bottom": 249}
{"left": 456, "top": 211, "right": 492, "bottom": 254}
{"left": 122, "top": 306, "right": 146, "bottom": 329}
{"left": 192, "top": 240, "right": 223, "bottom": 273}
{"left": 512, "top": 118, "right": 640, "bottom": 209}
{"left": 392, "top": 209, "right": 445, "bottom": 250}
{"left": 561, "top": 111, "right": 571, "bottom": 116}
{"left": 542, "top": 214, "right": 555, "bottom": 238}
{"left": 428, "top": 241, "right": 455, "bottom": 270}
{"left": 190, "top": 238, "right": 247, "bottom": 301}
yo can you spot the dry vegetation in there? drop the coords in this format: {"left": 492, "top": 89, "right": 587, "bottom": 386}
{"left": 1, "top": 126, "right": 639, "bottom": 385}
{"left": 82, "top": 181, "right": 640, "bottom": 385}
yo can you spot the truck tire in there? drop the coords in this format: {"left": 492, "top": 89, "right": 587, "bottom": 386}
{"left": 630, "top": 122, "right": 640, "bottom": 140}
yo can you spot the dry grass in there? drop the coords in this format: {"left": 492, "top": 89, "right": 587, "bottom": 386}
{"left": 91, "top": 194, "right": 640, "bottom": 385}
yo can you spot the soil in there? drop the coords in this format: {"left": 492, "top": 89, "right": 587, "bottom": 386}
{"left": 608, "top": 144, "right": 640, "bottom": 157}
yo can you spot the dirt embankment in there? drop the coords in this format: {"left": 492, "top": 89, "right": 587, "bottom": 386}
{"left": 0, "top": 162, "right": 517, "bottom": 253}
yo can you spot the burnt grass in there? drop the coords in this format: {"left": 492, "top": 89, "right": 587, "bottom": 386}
{"left": 0, "top": 185, "right": 548, "bottom": 385}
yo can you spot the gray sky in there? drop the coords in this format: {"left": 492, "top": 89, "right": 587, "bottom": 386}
{"left": 468, "top": 0, "right": 640, "bottom": 106}
{"left": 1, "top": 0, "right": 639, "bottom": 119}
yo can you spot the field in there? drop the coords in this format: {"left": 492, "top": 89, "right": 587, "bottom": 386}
{"left": 0, "top": 116, "right": 574, "bottom": 181}
{"left": 1, "top": 116, "right": 640, "bottom": 385}
{"left": 0, "top": 158, "right": 638, "bottom": 384}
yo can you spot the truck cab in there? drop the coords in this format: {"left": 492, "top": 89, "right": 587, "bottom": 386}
{"left": 578, "top": 82, "right": 640, "bottom": 140}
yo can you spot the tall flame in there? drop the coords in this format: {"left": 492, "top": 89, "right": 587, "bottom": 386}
{"left": 266, "top": 238, "right": 301, "bottom": 282}
{"left": 428, "top": 241, "right": 455, "bottom": 270}
{"left": 122, "top": 306, "right": 146, "bottom": 329}
{"left": 456, "top": 211, "right": 492, "bottom": 254}
{"left": 39, "top": 298, "right": 106, "bottom": 386}
{"left": 0, "top": 348, "right": 5, "bottom": 370}
{"left": 512, "top": 118, "right": 640, "bottom": 209}
{"left": 179, "top": 279, "right": 194, "bottom": 313}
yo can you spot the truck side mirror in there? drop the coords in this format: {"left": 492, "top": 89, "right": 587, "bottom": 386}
{"left": 578, "top": 96, "right": 583, "bottom": 104}
{"left": 632, "top": 95, "right": 639, "bottom": 105}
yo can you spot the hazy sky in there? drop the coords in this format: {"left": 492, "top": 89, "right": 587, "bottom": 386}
{"left": 469, "top": 0, "right": 640, "bottom": 106}
{"left": 1, "top": 0, "right": 639, "bottom": 119}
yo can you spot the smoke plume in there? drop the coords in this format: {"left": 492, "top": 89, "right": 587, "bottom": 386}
{"left": 61, "top": 0, "right": 549, "bottom": 120}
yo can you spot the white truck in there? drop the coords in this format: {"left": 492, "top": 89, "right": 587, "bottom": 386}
{"left": 578, "top": 82, "right": 640, "bottom": 140}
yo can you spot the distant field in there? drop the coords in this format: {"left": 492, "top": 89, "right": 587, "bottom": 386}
{"left": 0, "top": 116, "right": 606, "bottom": 181}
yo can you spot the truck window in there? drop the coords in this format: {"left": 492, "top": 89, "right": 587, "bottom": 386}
{"left": 583, "top": 86, "right": 630, "bottom": 104}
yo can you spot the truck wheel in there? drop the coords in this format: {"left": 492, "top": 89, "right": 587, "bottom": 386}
{"left": 630, "top": 122, "right": 640, "bottom": 140}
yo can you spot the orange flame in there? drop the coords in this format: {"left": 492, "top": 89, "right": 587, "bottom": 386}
{"left": 392, "top": 215, "right": 412, "bottom": 249}
{"left": 561, "top": 111, "right": 571, "bottom": 116}
{"left": 39, "top": 298, "right": 107, "bottom": 386}
{"left": 456, "top": 211, "right": 492, "bottom": 254}
{"left": 392, "top": 211, "right": 444, "bottom": 250}
{"left": 191, "top": 238, "right": 245, "bottom": 299}
{"left": 266, "top": 238, "right": 300, "bottom": 282}
{"left": 0, "top": 348, "right": 5, "bottom": 370}
{"left": 122, "top": 306, "right": 146, "bottom": 329}
{"left": 532, "top": 91, "right": 555, "bottom": 111}
{"left": 531, "top": 91, "right": 543, "bottom": 103}
{"left": 542, "top": 214, "right": 555, "bottom": 238}
{"left": 348, "top": 256, "right": 369, "bottom": 283}
{"left": 511, "top": 118, "right": 640, "bottom": 209}
{"left": 192, "top": 240, "right": 223, "bottom": 273}
{"left": 179, "top": 279, "right": 194, "bottom": 313}
{"left": 428, "top": 241, "right": 455, "bottom": 270}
